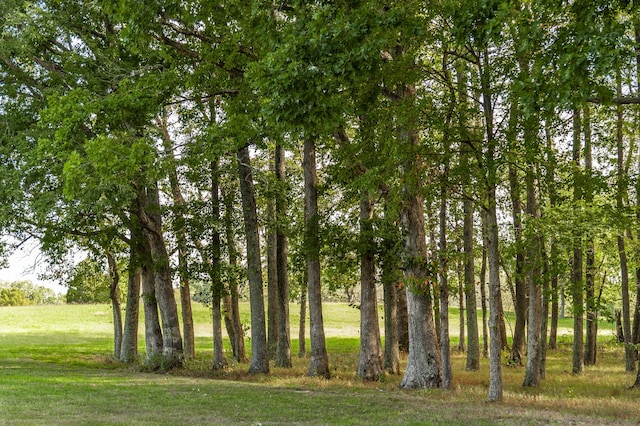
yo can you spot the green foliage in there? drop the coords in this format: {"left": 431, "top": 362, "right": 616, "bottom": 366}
{"left": 65, "top": 258, "right": 112, "bottom": 304}
{"left": 0, "top": 280, "right": 60, "bottom": 305}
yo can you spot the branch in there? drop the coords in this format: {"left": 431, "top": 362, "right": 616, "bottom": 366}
{"left": 588, "top": 95, "right": 640, "bottom": 105}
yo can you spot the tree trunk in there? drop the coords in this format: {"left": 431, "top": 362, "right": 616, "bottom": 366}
{"left": 540, "top": 244, "right": 550, "bottom": 379}
{"left": 120, "top": 248, "right": 140, "bottom": 363}
{"left": 107, "top": 251, "right": 122, "bottom": 361}
{"left": 508, "top": 163, "right": 527, "bottom": 367}
{"left": 140, "top": 240, "right": 163, "bottom": 366}
{"left": 142, "top": 183, "right": 183, "bottom": 367}
{"left": 463, "top": 165, "right": 479, "bottom": 371}
{"left": 545, "top": 125, "right": 559, "bottom": 351}
{"left": 571, "top": 108, "right": 585, "bottom": 375}
{"left": 223, "top": 295, "right": 236, "bottom": 358}
{"left": 223, "top": 184, "right": 246, "bottom": 363}
{"left": 267, "top": 197, "right": 278, "bottom": 359}
{"left": 523, "top": 165, "right": 542, "bottom": 387}
{"left": 357, "top": 197, "right": 384, "bottom": 381}
{"left": 275, "top": 142, "right": 292, "bottom": 368}
{"left": 211, "top": 160, "right": 227, "bottom": 370}
{"left": 616, "top": 75, "right": 634, "bottom": 372}
{"left": 397, "top": 283, "right": 409, "bottom": 353}
{"left": 159, "top": 116, "right": 195, "bottom": 360}
{"left": 481, "top": 47, "right": 503, "bottom": 402}
{"left": 584, "top": 105, "right": 597, "bottom": 366}
{"left": 381, "top": 207, "right": 400, "bottom": 374}
{"left": 398, "top": 85, "right": 442, "bottom": 389}
{"left": 439, "top": 179, "right": 453, "bottom": 388}
{"left": 298, "top": 284, "right": 307, "bottom": 357}
{"left": 303, "top": 138, "right": 330, "bottom": 378}
{"left": 237, "top": 145, "right": 269, "bottom": 374}
{"left": 480, "top": 213, "right": 489, "bottom": 359}
{"left": 457, "top": 255, "right": 465, "bottom": 353}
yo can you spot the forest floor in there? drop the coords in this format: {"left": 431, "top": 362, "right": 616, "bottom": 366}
{"left": 0, "top": 303, "right": 638, "bottom": 425}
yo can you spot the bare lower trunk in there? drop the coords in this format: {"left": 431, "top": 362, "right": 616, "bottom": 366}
{"left": 267, "top": 198, "right": 278, "bottom": 359}
{"left": 304, "top": 139, "right": 330, "bottom": 378}
{"left": 211, "top": 163, "right": 227, "bottom": 370}
{"left": 399, "top": 124, "right": 442, "bottom": 389}
{"left": 439, "top": 182, "right": 452, "bottom": 389}
{"left": 299, "top": 286, "right": 307, "bottom": 357}
{"left": 486, "top": 195, "right": 503, "bottom": 401}
{"left": 397, "top": 284, "right": 409, "bottom": 353}
{"left": 357, "top": 198, "right": 384, "bottom": 381}
{"left": 107, "top": 252, "right": 122, "bottom": 360}
{"left": 237, "top": 145, "right": 269, "bottom": 374}
{"left": 572, "top": 108, "right": 585, "bottom": 375}
{"left": 223, "top": 184, "right": 246, "bottom": 363}
{"left": 275, "top": 142, "right": 292, "bottom": 368}
{"left": 223, "top": 295, "right": 237, "bottom": 357}
{"left": 120, "top": 250, "right": 140, "bottom": 363}
{"left": 140, "top": 249, "right": 163, "bottom": 365}
{"left": 383, "top": 276, "right": 399, "bottom": 374}
{"left": 480, "top": 215, "right": 489, "bottom": 358}
{"left": 212, "top": 295, "right": 227, "bottom": 369}
{"left": 464, "top": 193, "right": 479, "bottom": 371}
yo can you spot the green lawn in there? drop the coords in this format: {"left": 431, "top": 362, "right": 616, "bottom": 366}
{"left": 0, "top": 302, "right": 638, "bottom": 425}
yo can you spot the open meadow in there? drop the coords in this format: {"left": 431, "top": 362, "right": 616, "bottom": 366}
{"left": 1, "top": 302, "right": 639, "bottom": 425}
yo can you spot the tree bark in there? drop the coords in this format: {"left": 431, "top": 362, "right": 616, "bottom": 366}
{"left": 583, "top": 105, "right": 597, "bottom": 366}
{"left": 120, "top": 247, "right": 140, "bottom": 363}
{"left": 397, "top": 283, "right": 409, "bottom": 353}
{"left": 381, "top": 204, "right": 400, "bottom": 374}
{"left": 480, "top": 212, "right": 489, "bottom": 359}
{"left": 523, "top": 164, "right": 542, "bottom": 387}
{"left": 463, "top": 161, "right": 479, "bottom": 371}
{"left": 571, "top": 108, "right": 585, "bottom": 375}
{"left": 237, "top": 145, "right": 269, "bottom": 374}
{"left": 139, "top": 237, "right": 163, "bottom": 366}
{"left": 616, "top": 76, "right": 635, "bottom": 372}
{"left": 159, "top": 116, "right": 195, "bottom": 360}
{"left": 275, "top": 142, "right": 292, "bottom": 368}
{"left": 508, "top": 163, "right": 527, "bottom": 367}
{"left": 142, "top": 182, "right": 183, "bottom": 367}
{"left": 223, "top": 184, "right": 246, "bottom": 363}
{"left": 303, "top": 138, "right": 330, "bottom": 378}
{"left": 107, "top": 251, "right": 122, "bottom": 361}
{"left": 398, "top": 84, "right": 442, "bottom": 389}
{"left": 267, "top": 197, "right": 278, "bottom": 359}
{"left": 211, "top": 159, "right": 227, "bottom": 370}
{"left": 298, "top": 284, "right": 307, "bottom": 357}
{"left": 357, "top": 197, "right": 384, "bottom": 381}
{"left": 439, "top": 178, "right": 453, "bottom": 388}
{"left": 481, "top": 47, "right": 503, "bottom": 401}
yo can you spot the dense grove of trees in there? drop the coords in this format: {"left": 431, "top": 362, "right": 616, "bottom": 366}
{"left": 2, "top": 0, "right": 640, "bottom": 398}
{"left": 0, "top": 280, "right": 60, "bottom": 305}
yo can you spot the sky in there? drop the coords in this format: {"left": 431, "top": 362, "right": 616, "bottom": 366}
{"left": 0, "top": 240, "right": 67, "bottom": 294}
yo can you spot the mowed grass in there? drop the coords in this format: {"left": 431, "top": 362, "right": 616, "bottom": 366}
{"left": 0, "top": 302, "right": 639, "bottom": 425}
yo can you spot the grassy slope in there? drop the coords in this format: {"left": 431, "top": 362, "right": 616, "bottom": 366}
{"left": 0, "top": 302, "right": 638, "bottom": 425}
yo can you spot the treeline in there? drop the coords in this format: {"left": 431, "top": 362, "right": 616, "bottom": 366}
{"left": 0, "top": 280, "right": 61, "bottom": 306}
{"left": 2, "top": 1, "right": 640, "bottom": 399}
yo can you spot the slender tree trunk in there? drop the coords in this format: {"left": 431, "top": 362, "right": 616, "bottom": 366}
{"left": 211, "top": 159, "right": 227, "bottom": 370}
{"left": 572, "top": 108, "right": 585, "bottom": 375}
{"left": 303, "top": 138, "right": 330, "bottom": 378}
{"left": 457, "top": 254, "right": 465, "bottom": 353}
{"left": 439, "top": 177, "right": 453, "bottom": 388}
{"left": 267, "top": 197, "right": 278, "bottom": 359}
{"left": 463, "top": 169, "right": 479, "bottom": 371}
{"left": 159, "top": 116, "right": 195, "bottom": 360}
{"left": 397, "top": 283, "right": 409, "bottom": 353}
{"left": 616, "top": 76, "right": 635, "bottom": 372}
{"left": 223, "top": 185, "right": 246, "bottom": 363}
{"left": 382, "top": 207, "right": 400, "bottom": 374}
{"left": 357, "top": 197, "right": 384, "bottom": 381}
{"left": 508, "top": 163, "right": 527, "bottom": 367}
{"left": 120, "top": 247, "right": 140, "bottom": 363}
{"left": 299, "top": 283, "right": 307, "bottom": 357}
{"left": 237, "top": 145, "right": 269, "bottom": 374}
{"left": 223, "top": 295, "right": 236, "bottom": 357}
{"left": 480, "top": 213, "right": 489, "bottom": 359}
{"left": 545, "top": 124, "right": 560, "bottom": 351}
{"left": 584, "top": 105, "right": 597, "bottom": 366}
{"left": 540, "top": 244, "right": 550, "bottom": 379}
{"left": 107, "top": 252, "right": 122, "bottom": 360}
{"left": 523, "top": 164, "right": 542, "bottom": 387}
{"left": 275, "top": 142, "right": 292, "bottom": 368}
{"left": 481, "top": 47, "right": 502, "bottom": 402}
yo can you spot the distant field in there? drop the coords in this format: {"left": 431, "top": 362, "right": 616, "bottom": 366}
{"left": 0, "top": 302, "right": 638, "bottom": 425}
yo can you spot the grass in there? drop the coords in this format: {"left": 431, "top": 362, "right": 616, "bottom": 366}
{"left": 0, "top": 302, "right": 639, "bottom": 425}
